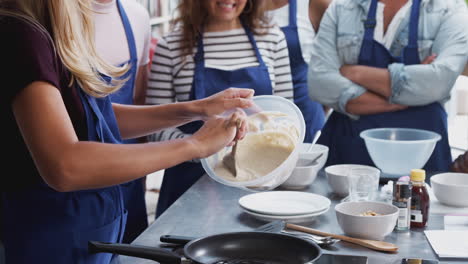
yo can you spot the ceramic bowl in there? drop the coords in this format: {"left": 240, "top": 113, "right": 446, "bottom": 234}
{"left": 335, "top": 201, "right": 399, "bottom": 240}
{"left": 430, "top": 172, "right": 468, "bottom": 207}
{"left": 324, "top": 164, "right": 380, "bottom": 197}
{"left": 280, "top": 158, "right": 322, "bottom": 190}
{"left": 298, "top": 143, "right": 329, "bottom": 170}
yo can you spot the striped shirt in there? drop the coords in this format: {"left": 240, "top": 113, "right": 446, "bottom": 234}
{"left": 146, "top": 26, "right": 294, "bottom": 143}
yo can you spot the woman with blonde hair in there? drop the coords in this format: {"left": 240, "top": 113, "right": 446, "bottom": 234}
{"left": 0, "top": 0, "right": 253, "bottom": 263}
{"left": 146, "top": 0, "right": 296, "bottom": 218}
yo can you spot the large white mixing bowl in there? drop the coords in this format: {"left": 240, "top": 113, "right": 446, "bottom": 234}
{"left": 360, "top": 128, "right": 441, "bottom": 175}
{"left": 201, "top": 95, "right": 305, "bottom": 191}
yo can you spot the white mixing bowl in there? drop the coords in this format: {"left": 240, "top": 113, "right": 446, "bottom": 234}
{"left": 431, "top": 172, "right": 468, "bottom": 207}
{"left": 360, "top": 128, "right": 441, "bottom": 175}
{"left": 201, "top": 95, "right": 306, "bottom": 191}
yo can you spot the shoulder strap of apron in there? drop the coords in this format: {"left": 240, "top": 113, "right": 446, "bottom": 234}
{"left": 288, "top": 0, "right": 298, "bottom": 27}
{"left": 194, "top": 29, "right": 205, "bottom": 64}
{"left": 359, "top": 0, "right": 379, "bottom": 63}
{"left": 116, "top": 0, "right": 138, "bottom": 66}
{"left": 407, "top": 0, "right": 420, "bottom": 48}
{"left": 241, "top": 19, "right": 268, "bottom": 68}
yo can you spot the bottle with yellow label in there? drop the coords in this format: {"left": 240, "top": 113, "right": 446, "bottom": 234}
{"left": 410, "top": 169, "right": 430, "bottom": 228}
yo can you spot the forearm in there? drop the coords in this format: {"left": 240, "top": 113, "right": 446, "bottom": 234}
{"left": 345, "top": 91, "right": 406, "bottom": 115}
{"left": 342, "top": 65, "right": 391, "bottom": 98}
{"left": 113, "top": 101, "right": 202, "bottom": 139}
{"left": 388, "top": 63, "right": 461, "bottom": 105}
{"left": 50, "top": 138, "right": 199, "bottom": 191}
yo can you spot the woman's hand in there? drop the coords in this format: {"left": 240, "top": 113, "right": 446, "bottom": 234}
{"left": 451, "top": 152, "right": 468, "bottom": 173}
{"left": 196, "top": 88, "right": 255, "bottom": 120}
{"left": 189, "top": 109, "right": 248, "bottom": 159}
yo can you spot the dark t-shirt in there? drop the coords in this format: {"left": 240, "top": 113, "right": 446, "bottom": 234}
{"left": 0, "top": 17, "right": 87, "bottom": 190}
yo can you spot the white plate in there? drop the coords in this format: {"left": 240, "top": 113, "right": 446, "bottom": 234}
{"left": 242, "top": 206, "right": 330, "bottom": 223}
{"left": 238, "top": 191, "right": 331, "bottom": 216}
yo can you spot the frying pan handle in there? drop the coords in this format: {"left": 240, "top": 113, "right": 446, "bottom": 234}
{"left": 160, "top": 235, "right": 195, "bottom": 245}
{"left": 88, "top": 241, "right": 182, "bottom": 264}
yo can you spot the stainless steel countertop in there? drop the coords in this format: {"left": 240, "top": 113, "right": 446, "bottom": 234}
{"left": 112, "top": 171, "right": 465, "bottom": 264}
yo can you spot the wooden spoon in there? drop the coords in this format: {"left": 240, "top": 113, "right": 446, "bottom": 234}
{"left": 286, "top": 223, "right": 398, "bottom": 253}
{"left": 223, "top": 119, "right": 243, "bottom": 176}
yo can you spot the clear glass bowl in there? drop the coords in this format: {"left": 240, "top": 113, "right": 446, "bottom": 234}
{"left": 201, "top": 95, "right": 306, "bottom": 191}
{"left": 360, "top": 128, "right": 441, "bottom": 176}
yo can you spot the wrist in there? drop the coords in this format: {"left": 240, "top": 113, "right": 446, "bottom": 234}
{"left": 180, "top": 100, "right": 204, "bottom": 122}
{"left": 184, "top": 136, "right": 204, "bottom": 160}
{"left": 189, "top": 99, "right": 207, "bottom": 120}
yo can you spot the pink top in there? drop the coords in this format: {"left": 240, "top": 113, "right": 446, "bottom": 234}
{"left": 93, "top": 0, "right": 151, "bottom": 67}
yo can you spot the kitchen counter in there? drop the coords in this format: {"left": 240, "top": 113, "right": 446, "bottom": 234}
{"left": 112, "top": 171, "right": 464, "bottom": 264}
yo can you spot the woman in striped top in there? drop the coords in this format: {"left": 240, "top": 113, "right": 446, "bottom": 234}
{"left": 146, "top": 0, "right": 295, "bottom": 218}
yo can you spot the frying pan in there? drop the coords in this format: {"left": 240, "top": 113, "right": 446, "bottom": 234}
{"left": 89, "top": 231, "right": 322, "bottom": 264}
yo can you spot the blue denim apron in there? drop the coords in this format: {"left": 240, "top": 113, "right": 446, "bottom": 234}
{"left": 317, "top": 0, "right": 451, "bottom": 174}
{"left": 1, "top": 2, "right": 134, "bottom": 262}
{"left": 107, "top": 0, "right": 147, "bottom": 244}
{"left": 280, "top": 0, "right": 324, "bottom": 142}
{"left": 155, "top": 22, "right": 274, "bottom": 218}
{"left": 1, "top": 58, "right": 127, "bottom": 264}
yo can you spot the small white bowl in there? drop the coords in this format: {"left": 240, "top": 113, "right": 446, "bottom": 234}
{"left": 299, "top": 143, "right": 329, "bottom": 170}
{"left": 280, "top": 159, "right": 322, "bottom": 189}
{"left": 431, "top": 172, "right": 468, "bottom": 207}
{"left": 335, "top": 201, "right": 399, "bottom": 240}
{"left": 324, "top": 164, "right": 379, "bottom": 196}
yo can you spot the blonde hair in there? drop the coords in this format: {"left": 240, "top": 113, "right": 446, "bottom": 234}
{"left": 0, "top": 0, "right": 128, "bottom": 97}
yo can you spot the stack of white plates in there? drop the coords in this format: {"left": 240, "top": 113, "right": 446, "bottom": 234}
{"left": 238, "top": 191, "right": 331, "bottom": 223}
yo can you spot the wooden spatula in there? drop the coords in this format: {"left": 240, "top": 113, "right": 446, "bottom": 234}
{"left": 223, "top": 142, "right": 238, "bottom": 175}
{"left": 222, "top": 119, "right": 243, "bottom": 176}
{"left": 286, "top": 223, "right": 398, "bottom": 252}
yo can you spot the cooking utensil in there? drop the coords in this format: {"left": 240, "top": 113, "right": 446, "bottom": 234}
{"left": 280, "top": 230, "right": 340, "bottom": 247}
{"left": 307, "top": 130, "right": 321, "bottom": 152}
{"left": 309, "top": 153, "right": 323, "bottom": 164}
{"left": 222, "top": 119, "right": 243, "bottom": 175}
{"left": 222, "top": 140, "right": 238, "bottom": 175}
{"left": 89, "top": 231, "right": 322, "bottom": 264}
{"left": 286, "top": 223, "right": 398, "bottom": 252}
{"left": 160, "top": 220, "right": 286, "bottom": 245}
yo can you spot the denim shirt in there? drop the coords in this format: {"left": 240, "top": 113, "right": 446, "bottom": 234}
{"left": 308, "top": 0, "right": 468, "bottom": 119}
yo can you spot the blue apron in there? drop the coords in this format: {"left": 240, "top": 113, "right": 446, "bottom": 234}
{"left": 317, "top": 0, "right": 452, "bottom": 174}
{"left": 107, "top": 0, "right": 147, "bottom": 244}
{"left": 280, "top": 0, "right": 324, "bottom": 142}
{"left": 155, "top": 22, "right": 274, "bottom": 218}
{"left": 2, "top": 52, "right": 127, "bottom": 264}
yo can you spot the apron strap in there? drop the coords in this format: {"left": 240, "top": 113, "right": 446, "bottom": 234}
{"left": 192, "top": 33, "right": 206, "bottom": 99}
{"left": 117, "top": 0, "right": 138, "bottom": 66}
{"left": 360, "top": 0, "right": 379, "bottom": 64}
{"left": 407, "top": 0, "right": 421, "bottom": 48}
{"left": 241, "top": 20, "right": 268, "bottom": 68}
{"left": 288, "top": 0, "right": 297, "bottom": 27}
{"left": 78, "top": 88, "right": 104, "bottom": 142}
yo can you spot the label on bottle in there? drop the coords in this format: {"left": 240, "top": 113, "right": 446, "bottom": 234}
{"left": 411, "top": 209, "right": 423, "bottom": 223}
{"left": 397, "top": 208, "right": 409, "bottom": 228}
